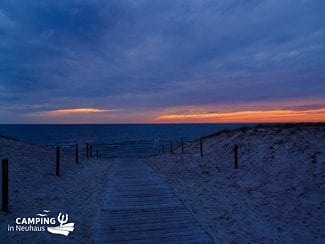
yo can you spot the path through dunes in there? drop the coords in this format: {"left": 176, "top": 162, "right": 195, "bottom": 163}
{"left": 95, "top": 160, "right": 213, "bottom": 243}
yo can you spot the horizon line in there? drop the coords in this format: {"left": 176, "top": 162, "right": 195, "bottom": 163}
{"left": 1, "top": 122, "right": 325, "bottom": 125}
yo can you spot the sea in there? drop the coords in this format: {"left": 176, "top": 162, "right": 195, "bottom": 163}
{"left": 0, "top": 124, "right": 252, "bottom": 158}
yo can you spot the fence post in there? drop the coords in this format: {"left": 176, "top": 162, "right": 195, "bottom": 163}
{"left": 96, "top": 150, "right": 99, "bottom": 159}
{"left": 90, "top": 145, "right": 93, "bottom": 158}
{"left": 162, "top": 145, "right": 165, "bottom": 154}
{"left": 2, "top": 159, "right": 9, "bottom": 212}
{"left": 76, "top": 144, "right": 79, "bottom": 164}
{"left": 86, "top": 143, "right": 89, "bottom": 159}
{"left": 200, "top": 137, "right": 203, "bottom": 157}
{"left": 170, "top": 141, "right": 173, "bottom": 154}
{"left": 234, "top": 144, "right": 238, "bottom": 169}
{"left": 181, "top": 138, "right": 184, "bottom": 154}
{"left": 56, "top": 147, "right": 60, "bottom": 176}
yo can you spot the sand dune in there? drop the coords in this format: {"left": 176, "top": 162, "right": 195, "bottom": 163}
{"left": 0, "top": 137, "right": 113, "bottom": 243}
{"left": 146, "top": 124, "right": 325, "bottom": 243}
{"left": 1, "top": 124, "right": 324, "bottom": 243}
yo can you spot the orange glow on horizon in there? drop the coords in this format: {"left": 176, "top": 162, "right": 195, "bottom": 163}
{"left": 155, "top": 108, "right": 325, "bottom": 123}
{"left": 41, "top": 108, "right": 113, "bottom": 116}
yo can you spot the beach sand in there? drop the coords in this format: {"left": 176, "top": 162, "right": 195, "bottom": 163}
{"left": 0, "top": 124, "right": 324, "bottom": 243}
{"left": 146, "top": 124, "right": 325, "bottom": 243}
{"left": 0, "top": 137, "right": 113, "bottom": 243}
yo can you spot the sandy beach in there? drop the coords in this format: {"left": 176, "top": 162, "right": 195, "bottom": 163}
{"left": 146, "top": 124, "right": 325, "bottom": 243}
{"left": 0, "top": 137, "right": 113, "bottom": 243}
{"left": 0, "top": 124, "right": 324, "bottom": 243}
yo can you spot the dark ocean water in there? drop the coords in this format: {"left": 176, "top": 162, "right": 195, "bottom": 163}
{"left": 0, "top": 124, "right": 252, "bottom": 158}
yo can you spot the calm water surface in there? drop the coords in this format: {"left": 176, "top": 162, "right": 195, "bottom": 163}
{"left": 0, "top": 124, "right": 252, "bottom": 158}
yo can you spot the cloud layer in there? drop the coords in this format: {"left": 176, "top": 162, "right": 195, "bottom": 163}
{"left": 0, "top": 0, "right": 324, "bottom": 123}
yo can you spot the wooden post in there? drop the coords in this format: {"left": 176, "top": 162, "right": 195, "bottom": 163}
{"left": 2, "top": 159, "right": 9, "bottom": 212}
{"left": 200, "top": 137, "right": 203, "bottom": 157}
{"left": 170, "top": 141, "right": 173, "bottom": 154}
{"left": 181, "top": 138, "right": 184, "bottom": 154}
{"left": 234, "top": 144, "right": 238, "bottom": 169}
{"left": 76, "top": 144, "right": 79, "bottom": 164}
{"left": 90, "top": 145, "right": 93, "bottom": 158}
{"left": 56, "top": 147, "right": 60, "bottom": 176}
{"left": 162, "top": 145, "right": 165, "bottom": 154}
{"left": 86, "top": 143, "right": 89, "bottom": 159}
{"left": 96, "top": 150, "right": 99, "bottom": 159}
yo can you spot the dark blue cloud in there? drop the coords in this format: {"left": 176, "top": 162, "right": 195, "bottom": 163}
{"left": 0, "top": 0, "right": 324, "bottom": 122}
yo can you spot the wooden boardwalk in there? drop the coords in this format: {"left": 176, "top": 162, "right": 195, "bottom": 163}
{"left": 95, "top": 160, "right": 213, "bottom": 243}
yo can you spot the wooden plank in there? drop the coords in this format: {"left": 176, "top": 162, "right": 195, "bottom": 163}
{"left": 2, "top": 159, "right": 9, "bottom": 212}
{"left": 102, "top": 214, "right": 190, "bottom": 223}
{"left": 97, "top": 229, "right": 211, "bottom": 243}
{"left": 95, "top": 160, "right": 213, "bottom": 243}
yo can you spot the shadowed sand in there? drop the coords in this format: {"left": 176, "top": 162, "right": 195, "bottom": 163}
{"left": 146, "top": 124, "right": 325, "bottom": 243}
{"left": 1, "top": 124, "right": 324, "bottom": 243}
{"left": 0, "top": 137, "right": 113, "bottom": 243}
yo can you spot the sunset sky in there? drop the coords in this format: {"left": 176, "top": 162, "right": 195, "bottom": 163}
{"left": 0, "top": 0, "right": 324, "bottom": 123}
